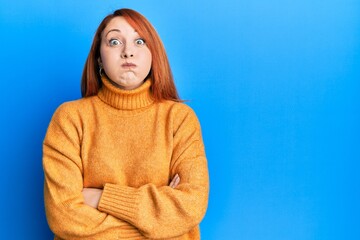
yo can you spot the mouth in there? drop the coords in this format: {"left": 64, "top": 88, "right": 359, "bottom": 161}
{"left": 122, "top": 62, "right": 136, "bottom": 68}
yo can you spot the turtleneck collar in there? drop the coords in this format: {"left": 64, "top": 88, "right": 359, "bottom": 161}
{"left": 98, "top": 76, "right": 154, "bottom": 110}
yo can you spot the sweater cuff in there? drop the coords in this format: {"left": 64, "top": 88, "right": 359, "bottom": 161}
{"left": 98, "top": 183, "right": 140, "bottom": 224}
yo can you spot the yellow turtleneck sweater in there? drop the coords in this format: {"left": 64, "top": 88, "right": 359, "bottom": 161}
{"left": 43, "top": 77, "right": 209, "bottom": 240}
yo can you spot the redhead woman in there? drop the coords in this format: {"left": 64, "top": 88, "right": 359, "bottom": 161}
{"left": 43, "top": 8, "right": 209, "bottom": 239}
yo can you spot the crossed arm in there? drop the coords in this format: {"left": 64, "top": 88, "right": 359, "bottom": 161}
{"left": 82, "top": 174, "right": 181, "bottom": 208}
{"left": 43, "top": 104, "right": 209, "bottom": 239}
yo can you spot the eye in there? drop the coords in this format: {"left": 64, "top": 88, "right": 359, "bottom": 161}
{"left": 109, "top": 39, "right": 122, "bottom": 46}
{"left": 135, "top": 38, "right": 146, "bottom": 45}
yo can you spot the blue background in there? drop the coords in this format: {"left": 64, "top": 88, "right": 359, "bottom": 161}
{"left": 1, "top": 0, "right": 359, "bottom": 239}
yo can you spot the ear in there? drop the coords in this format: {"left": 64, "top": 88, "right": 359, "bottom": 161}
{"left": 97, "top": 58, "right": 103, "bottom": 67}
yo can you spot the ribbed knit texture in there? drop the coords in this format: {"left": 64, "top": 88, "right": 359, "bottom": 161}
{"left": 43, "top": 76, "right": 209, "bottom": 240}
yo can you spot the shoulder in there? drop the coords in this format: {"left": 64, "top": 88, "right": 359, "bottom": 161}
{"left": 160, "top": 101, "right": 201, "bottom": 130}
{"left": 51, "top": 97, "right": 96, "bottom": 122}
{"left": 56, "top": 97, "right": 95, "bottom": 112}
{"left": 160, "top": 100, "right": 197, "bottom": 116}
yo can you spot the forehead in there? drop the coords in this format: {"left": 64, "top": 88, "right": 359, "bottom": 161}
{"left": 103, "top": 16, "right": 137, "bottom": 36}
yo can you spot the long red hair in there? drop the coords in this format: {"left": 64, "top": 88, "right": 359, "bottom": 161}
{"left": 81, "top": 8, "right": 181, "bottom": 102}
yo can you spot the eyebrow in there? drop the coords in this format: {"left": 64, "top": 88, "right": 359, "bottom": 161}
{"left": 105, "top": 29, "right": 121, "bottom": 37}
{"left": 105, "top": 29, "right": 139, "bottom": 37}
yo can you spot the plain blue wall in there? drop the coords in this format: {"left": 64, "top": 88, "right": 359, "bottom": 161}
{"left": 1, "top": 0, "right": 359, "bottom": 239}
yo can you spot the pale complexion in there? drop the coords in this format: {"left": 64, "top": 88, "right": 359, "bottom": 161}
{"left": 82, "top": 16, "right": 180, "bottom": 208}
{"left": 99, "top": 16, "right": 152, "bottom": 90}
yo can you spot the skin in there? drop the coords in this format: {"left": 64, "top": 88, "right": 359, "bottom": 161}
{"left": 82, "top": 17, "right": 180, "bottom": 208}
{"left": 99, "top": 16, "right": 152, "bottom": 90}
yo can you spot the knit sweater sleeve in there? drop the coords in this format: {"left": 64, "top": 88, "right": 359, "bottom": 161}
{"left": 43, "top": 103, "right": 144, "bottom": 239}
{"left": 98, "top": 105, "right": 209, "bottom": 239}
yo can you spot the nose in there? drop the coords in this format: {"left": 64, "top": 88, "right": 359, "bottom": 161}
{"left": 121, "top": 44, "right": 134, "bottom": 59}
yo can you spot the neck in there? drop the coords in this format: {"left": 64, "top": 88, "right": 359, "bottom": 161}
{"left": 98, "top": 76, "right": 154, "bottom": 110}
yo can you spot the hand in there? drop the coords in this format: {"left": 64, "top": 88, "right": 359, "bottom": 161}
{"left": 82, "top": 188, "right": 103, "bottom": 208}
{"left": 169, "top": 174, "right": 180, "bottom": 188}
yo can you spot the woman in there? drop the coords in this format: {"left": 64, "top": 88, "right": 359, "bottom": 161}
{"left": 43, "top": 8, "right": 209, "bottom": 239}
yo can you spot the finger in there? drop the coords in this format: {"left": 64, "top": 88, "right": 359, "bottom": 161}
{"left": 169, "top": 175, "right": 177, "bottom": 188}
{"left": 173, "top": 174, "right": 180, "bottom": 188}
{"left": 172, "top": 174, "right": 180, "bottom": 188}
{"left": 169, "top": 179, "right": 174, "bottom": 188}
{"left": 169, "top": 174, "right": 179, "bottom": 188}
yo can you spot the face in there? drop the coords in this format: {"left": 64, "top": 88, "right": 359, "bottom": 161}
{"left": 99, "top": 16, "right": 152, "bottom": 90}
